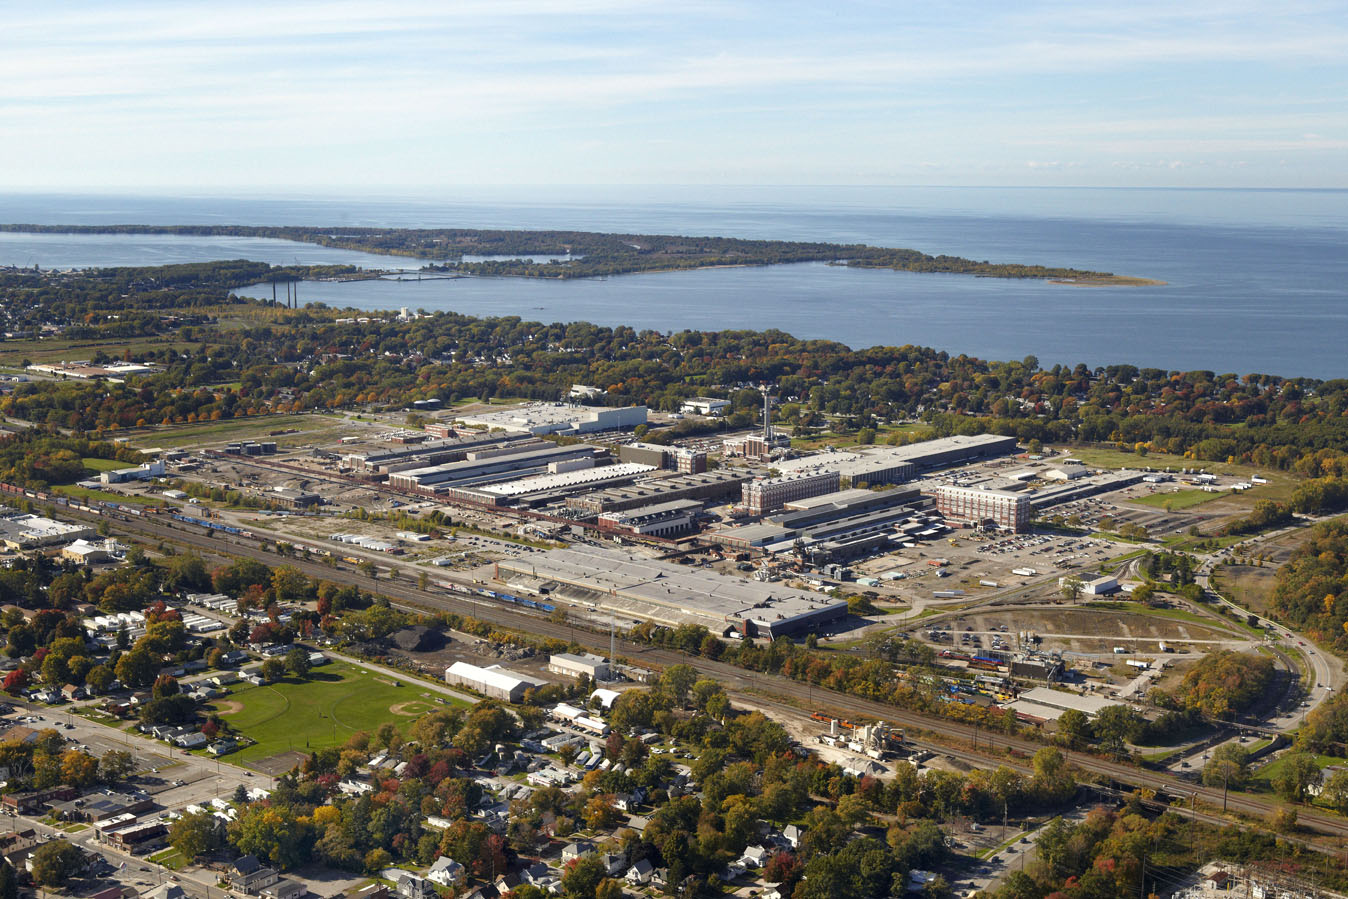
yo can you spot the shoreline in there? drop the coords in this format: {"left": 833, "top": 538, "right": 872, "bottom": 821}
{"left": 1048, "top": 276, "right": 1168, "bottom": 287}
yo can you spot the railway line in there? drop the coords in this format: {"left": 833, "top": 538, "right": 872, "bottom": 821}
{"left": 60, "top": 504, "right": 1348, "bottom": 848}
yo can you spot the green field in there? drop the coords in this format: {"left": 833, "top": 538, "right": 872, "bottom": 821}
{"left": 215, "top": 661, "right": 461, "bottom": 765}
{"left": 1131, "top": 489, "right": 1226, "bottom": 511}
{"left": 1253, "top": 752, "right": 1348, "bottom": 790}
{"left": 132, "top": 413, "right": 351, "bottom": 449}
{"left": 51, "top": 483, "right": 160, "bottom": 505}
{"left": 80, "top": 457, "right": 128, "bottom": 472}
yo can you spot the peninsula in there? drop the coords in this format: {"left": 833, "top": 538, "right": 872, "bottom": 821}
{"left": 0, "top": 224, "right": 1160, "bottom": 285}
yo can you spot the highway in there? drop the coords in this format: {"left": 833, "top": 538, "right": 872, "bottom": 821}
{"left": 71, "top": 505, "right": 1348, "bottom": 849}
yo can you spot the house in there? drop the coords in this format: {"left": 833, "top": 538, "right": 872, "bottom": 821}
{"left": 260, "top": 880, "right": 306, "bottom": 899}
{"left": 395, "top": 873, "right": 437, "bottom": 899}
{"left": 1202, "top": 870, "right": 1233, "bottom": 892}
{"left": 208, "top": 738, "right": 238, "bottom": 756}
{"left": 427, "top": 856, "right": 466, "bottom": 886}
{"left": 782, "top": 824, "right": 804, "bottom": 849}
{"left": 626, "top": 859, "right": 655, "bottom": 885}
{"left": 561, "top": 840, "right": 596, "bottom": 863}
{"left": 522, "top": 861, "right": 556, "bottom": 884}
{"left": 144, "top": 886, "right": 189, "bottom": 899}
{"left": 174, "top": 732, "right": 209, "bottom": 749}
{"left": 229, "top": 855, "right": 279, "bottom": 894}
{"left": 61, "top": 684, "right": 86, "bottom": 701}
{"left": 739, "top": 845, "right": 769, "bottom": 868}
{"left": 599, "top": 853, "right": 626, "bottom": 877}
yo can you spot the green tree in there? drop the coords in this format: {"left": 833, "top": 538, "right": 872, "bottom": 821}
{"left": 99, "top": 750, "right": 135, "bottom": 783}
{"left": 29, "top": 840, "right": 83, "bottom": 886}
{"left": 1060, "top": 576, "right": 1083, "bottom": 604}
{"left": 1054, "top": 709, "right": 1091, "bottom": 749}
{"left": 1202, "top": 742, "right": 1250, "bottom": 792}
{"left": 170, "top": 810, "right": 222, "bottom": 860}
{"left": 285, "top": 647, "right": 311, "bottom": 679}
{"left": 0, "top": 860, "right": 16, "bottom": 899}
{"left": 562, "top": 855, "right": 606, "bottom": 899}
{"left": 1273, "top": 752, "right": 1322, "bottom": 803}
{"left": 261, "top": 658, "right": 286, "bottom": 682}
{"left": 1312, "top": 767, "right": 1348, "bottom": 816}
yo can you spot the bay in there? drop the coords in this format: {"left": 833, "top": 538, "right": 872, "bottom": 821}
{"left": 1, "top": 187, "right": 1345, "bottom": 378}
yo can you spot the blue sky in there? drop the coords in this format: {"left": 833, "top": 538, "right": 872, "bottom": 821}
{"left": 3, "top": 1, "right": 1347, "bottom": 190}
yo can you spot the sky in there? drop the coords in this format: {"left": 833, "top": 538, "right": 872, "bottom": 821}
{"left": 3, "top": 1, "right": 1347, "bottom": 191}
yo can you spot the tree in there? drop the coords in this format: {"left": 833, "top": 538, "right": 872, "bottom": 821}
{"left": 153, "top": 673, "right": 180, "bottom": 699}
{"left": 1202, "top": 743, "right": 1250, "bottom": 793}
{"left": 99, "top": 750, "right": 135, "bottom": 783}
{"left": 1060, "top": 576, "right": 1083, "bottom": 604}
{"left": 594, "top": 879, "right": 624, "bottom": 899}
{"left": 29, "top": 840, "right": 83, "bottom": 886}
{"left": 60, "top": 750, "right": 99, "bottom": 787}
{"left": 285, "top": 647, "right": 311, "bottom": 679}
{"left": 170, "top": 810, "right": 222, "bottom": 860}
{"left": 261, "top": 658, "right": 286, "bottom": 682}
{"left": 85, "top": 664, "right": 114, "bottom": 694}
{"left": 0, "top": 861, "right": 16, "bottom": 899}
{"left": 562, "top": 855, "right": 606, "bottom": 899}
{"left": 114, "top": 647, "right": 158, "bottom": 688}
{"left": 1321, "top": 768, "right": 1348, "bottom": 815}
{"left": 1054, "top": 709, "right": 1091, "bottom": 749}
{"left": 1273, "top": 751, "right": 1322, "bottom": 803}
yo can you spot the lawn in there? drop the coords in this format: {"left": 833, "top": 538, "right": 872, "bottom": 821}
{"left": 214, "top": 661, "right": 460, "bottom": 764}
{"left": 1253, "top": 753, "right": 1348, "bottom": 790}
{"left": 51, "top": 483, "right": 161, "bottom": 505}
{"left": 131, "top": 413, "right": 350, "bottom": 449}
{"left": 1131, "top": 489, "right": 1226, "bottom": 511}
{"left": 80, "top": 457, "right": 128, "bottom": 472}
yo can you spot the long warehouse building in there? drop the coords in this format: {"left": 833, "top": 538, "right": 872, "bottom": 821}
{"left": 388, "top": 444, "right": 608, "bottom": 494}
{"left": 495, "top": 545, "right": 848, "bottom": 639}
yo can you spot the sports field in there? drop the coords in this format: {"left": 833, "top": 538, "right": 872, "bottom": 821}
{"left": 213, "top": 661, "right": 458, "bottom": 765}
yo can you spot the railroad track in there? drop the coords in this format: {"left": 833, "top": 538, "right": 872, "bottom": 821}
{"left": 77, "top": 507, "right": 1348, "bottom": 847}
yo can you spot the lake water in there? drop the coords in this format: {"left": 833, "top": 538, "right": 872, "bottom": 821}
{"left": 1, "top": 187, "right": 1344, "bottom": 378}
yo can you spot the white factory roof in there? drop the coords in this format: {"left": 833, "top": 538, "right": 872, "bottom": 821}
{"left": 446, "top": 661, "right": 537, "bottom": 693}
{"left": 480, "top": 462, "right": 656, "bottom": 496}
{"left": 5, "top": 514, "right": 87, "bottom": 540}
{"left": 1019, "top": 686, "right": 1120, "bottom": 717}
{"left": 456, "top": 402, "right": 644, "bottom": 430}
{"left": 498, "top": 545, "right": 847, "bottom": 628}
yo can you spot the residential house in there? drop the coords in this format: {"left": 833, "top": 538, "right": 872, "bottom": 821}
{"left": 561, "top": 840, "right": 596, "bottom": 863}
{"left": 395, "top": 873, "right": 437, "bottom": 899}
{"left": 427, "top": 856, "right": 465, "bottom": 887}
{"left": 228, "top": 855, "right": 279, "bottom": 894}
{"left": 61, "top": 684, "right": 85, "bottom": 701}
{"left": 782, "top": 824, "right": 804, "bottom": 849}
{"left": 739, "top": 845, "right": 769, "bottom": 869}
{"left": 626, "top": 859, "right": 655, "bottom": 885}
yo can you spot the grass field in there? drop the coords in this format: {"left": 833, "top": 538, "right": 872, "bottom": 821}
{"left": 51, "top": 483, "right": 160, "bottom": 505}
{"left": 80, "top": 457, "right": 127, "bottom": 472}
{"left": 1253, "top": 752, "right": 1348, "bottom": 790}
{"left": 131, "top": 413, "right": 350, "bottom": 449}
{"left": 215, "top": 661, "right": 460, "bottom": 764}
{"left": 1131, "top": 489, "right": 1226, "bottom": 511}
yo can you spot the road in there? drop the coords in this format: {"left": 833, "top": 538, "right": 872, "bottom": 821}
{"left": 67, "top": 505, "right": 1348, "bottom": 849}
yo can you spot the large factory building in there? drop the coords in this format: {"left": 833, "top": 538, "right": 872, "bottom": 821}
{"left": 935, "top": 485, "right": 1031, "bottom": 532}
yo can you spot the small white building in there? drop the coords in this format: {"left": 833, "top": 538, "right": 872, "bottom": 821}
{"left": 680, "top": 397, "right": 732, "bottom": 416}
{"left": 548, "top": 652, "right": 611, "bottom": 682}
{"left": 445, "top": 661, "right": 544, "bottom": 702}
